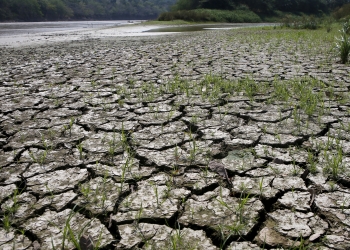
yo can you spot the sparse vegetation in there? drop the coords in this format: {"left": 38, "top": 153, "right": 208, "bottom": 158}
{"left": 158, "top": 8, "right": 261, "bottom": 23}
{"left": 1, "top": 22, "right": 350, "bottom": 250}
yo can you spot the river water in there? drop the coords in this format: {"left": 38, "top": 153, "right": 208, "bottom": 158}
{"left": 0, "top": 21, "right": 274, "bottom": 47}
{"left": 0, "top": 20, "right": 142, "bottom": 37}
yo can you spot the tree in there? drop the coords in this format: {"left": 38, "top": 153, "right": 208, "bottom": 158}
{"left": 171, "top": 0, "right": 200, "bottom": 10}
{"left": 0, "top": 0, "right": 14, "bottom": 20}
{"left": 39, "top": 0, "right": 73, "bottom": 20}
{"left": 239, "top": 0, "right": 275, "bottom": 13}
{"left": 0, "top": 0, "right": 177, "bottom": 21}
{"left": 275, "top": 0, "right": 328, "bottom": 13}
{"left": 10, "top": 0, "right": 43, "bottom": 20}
{"left": 200, "top": 0, "right": 237, "bottom": 10}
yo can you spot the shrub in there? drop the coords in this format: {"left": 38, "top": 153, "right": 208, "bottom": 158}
{"left": 323, "top": 16, "right": 335, "bottom": 32}
{"left": 335, "top": 21, "right": 350, "bottom": 63}
{"left": 281, "top": 15, "right": 320, "bottom": 30}
{"left": 158, "top": 9, "right": 261, "bottom": 23}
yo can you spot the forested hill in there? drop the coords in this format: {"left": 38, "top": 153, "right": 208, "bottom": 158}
{"left": 0, "top": 0, "right": 177, "bottom": 21}
{"left": 171, "top": 0, "right": 350, "bottom": 14}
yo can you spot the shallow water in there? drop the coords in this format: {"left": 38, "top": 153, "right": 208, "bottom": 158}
{"left": 144, "top": 23, "right": 274, "bottom": 33}
{"left": 0, "top": 20, "right": 142, "bottom": 36}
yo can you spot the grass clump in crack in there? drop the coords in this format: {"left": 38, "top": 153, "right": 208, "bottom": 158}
{"left": 335, "top": 21, "right": 350, "bottom": 64}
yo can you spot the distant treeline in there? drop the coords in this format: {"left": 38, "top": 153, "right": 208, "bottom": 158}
{"left": 0, "top": 0, "right": 176, "bottom": 21}
{"left": 171, "top": 0, "right": 350, "bottom": 15}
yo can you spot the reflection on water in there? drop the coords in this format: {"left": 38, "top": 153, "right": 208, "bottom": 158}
{"left": 145, "top": 23, "right": 273, "bottom": 33}
{"left": 0, "top": 20, "right": 141, "bottom": 37}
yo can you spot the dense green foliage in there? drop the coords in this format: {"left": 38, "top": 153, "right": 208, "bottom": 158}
{"left": 0, "top": 0, "right": 176, "bottom": 21}
{"left": 158, "top": 8, "right": 261, "bottom": 23}
{"left": 159, "top": 0, "right": 350, "bottom": 23}
{"left": 172, "top": 0, "right": 350, "bottom": 14}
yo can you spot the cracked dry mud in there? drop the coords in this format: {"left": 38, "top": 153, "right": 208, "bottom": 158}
{"left": 0, "top": 27, "right": 350, "bottom": 249}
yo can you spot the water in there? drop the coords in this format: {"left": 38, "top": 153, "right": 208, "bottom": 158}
{"left": 0, "top": 21, "right": 275, "bottom": 47}
{"left": 0, "top": 20, "right": 141, "bottom": 37}
{"left": 144, "top": 23, "right": 274, "bottom": 33}
{"left": 0, "top": 21, "right": 274, "bottom": 37}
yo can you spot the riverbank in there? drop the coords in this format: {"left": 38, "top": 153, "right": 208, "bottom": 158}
{"left": 0, "top": 26, "right": 350, "bottom": 249}
{"left": 0, "top": 21, "right": 162, "bottom": 48}
{"left": 0, "top": 21, "right": 273, "bottom": 48}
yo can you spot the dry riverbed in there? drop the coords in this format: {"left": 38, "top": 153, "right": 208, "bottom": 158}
{"left": 0, "top": 26, "right": 350, "bottom": 249}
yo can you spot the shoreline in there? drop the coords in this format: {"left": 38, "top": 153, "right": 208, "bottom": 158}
{"left": 0, "top": 22, "right": 275, "bottom": 48}
{"left": 0, "top": 22, "right": 171, "bottom": 48}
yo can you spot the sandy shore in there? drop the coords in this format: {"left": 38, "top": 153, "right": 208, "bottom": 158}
{"left": 0, "top": 22, "right": 176, "bottom": 48}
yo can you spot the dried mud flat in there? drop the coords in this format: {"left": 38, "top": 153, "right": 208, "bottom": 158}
{"left": 0, "top": 28, "right": 350, "bottom": 249}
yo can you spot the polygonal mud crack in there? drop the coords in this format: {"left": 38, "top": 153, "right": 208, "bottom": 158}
{"left": 183, "top": 114, "right": 244, "bottom": 131}
{"left": 136, "top": 147, "right": 189, "bottom": 168}
{"left": 322, "top": 234, "right": 350, "bottom": 250}
{"left": 254, "top": 144, "right": 308, "bottom": 164}
{"left": 35, "top": 108, "right": 81, "bottom": 119}
{"left": 260, "top": 133, "right": 303, "bottom": 147}
{"left": 1, "top": 191, "right": 78, "bottom": 224}
{"left": 82, "top": 132, "right": 124, "bottom": 154}
{"left": 272, "top": 177, "right": 307, "bottom": 192}
{"left": 181, "top": 140, "right": 221, "bottom": 165}
{"left": 117, "top": 223, "right": 218, "bottom": 249}
{"left": 270, "top": 210, "right": 328, "bottom": 238}
{"left": 0, "top": 163, "right": 28, "bottom": 185}
{"left": 20, "top": 149, "right": 79, "bottom": 177}
{"left": 26, "top": 167, "right": 88, "bottom": 197}
{"left": 255, "top": 226, "right": 299, "bottom": 248}
{"left": 137, "top": 111, "right": 182, "bottom": 126}
{"left": 201, "top": 128, "right": 231, "bottom": 141}
{"left": 227, "top": 241, "right": 261, "bottom": 250}
{"left": 315, "top": 191, "right": 350, "bottom": 227}
{"left": 257, "top": 118, "right": 325, "bottom": 137}
{"left": 229, "top": 124, "right": 261, "bottom": 141}
{"left": 178, "top": 187, "right": 263, "bottom": 238}
{"left": 74, "top": 177, "right": 128, "bottom": 214}
{"left": 317, "top": 150, "right": 350, "bottom": 183}
{"left": 134, "top": 132, "right": 191, "bottom": 150}
{"left": 0, "top": 150, "right": 15, "bottom": 168}
{"left": 0, "top": 228, "right": 32, "bottom": 250}
{"left": 132, "top": 121, "right": 187, "bottom": 139}
{"left": 1, "top": 192, "right": 37, "bottom": 224}
{"left": 6, "top": 124, "right": 88, "bottom": 150}
{"left": 232, "top": 176, "right": 278, "bottom": 200}
{"left": 87, "top": 158, "right": 154, "bottom": 182}
{"left": 113, "top": 174, "right": 191, "bottom": 224}
{"left": 248, "top": 111, "right": 290, "bottom": 122}
{"left": 256, "top": 209, "right": 328, "bottom": 248}
{"left": 277, "top": 191, "right": 311, "bottom": 212}
{"left": 97, "top": 120, "right": 139, "bottom": 131}
{"left": 0, "top": 184, "right": 17, "bottom": 202}
{"left": 37, "top": 190, "right": 78, "bottom": 211}
{"left": 24, "top": 209, "right": 114, "bottom": 249}
{"left": 173, "top": 171, "right": 220, "bottom": 194}
{"left": 221, "top": 149, "right": 267, "bottom": 174}
{"left": 2, "top": 25, "right": 350, "bottom": 250}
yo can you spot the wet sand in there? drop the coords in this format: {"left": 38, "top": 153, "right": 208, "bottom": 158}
{"left": 0, "top": 22, "right": 170, "bottom": 47}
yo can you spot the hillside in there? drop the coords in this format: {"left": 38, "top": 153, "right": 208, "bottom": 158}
{"left": 159, "top": 0, "right": 350, "bottom": 22}
{"left": 171, "top": 0, "right": 349, "bottom": 14}
{"left": 0, "top": 0, "right": 177, "bottom": 21}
